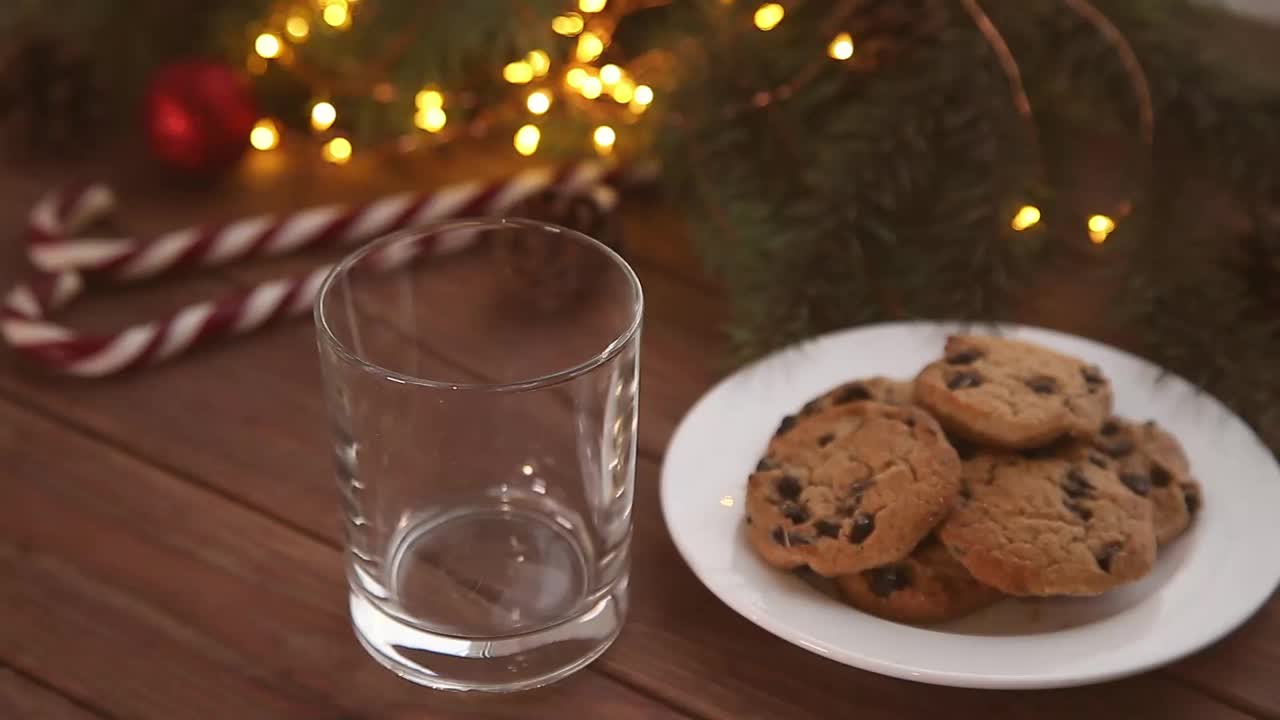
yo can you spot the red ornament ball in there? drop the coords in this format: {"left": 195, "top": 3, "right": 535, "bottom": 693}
{"left": 144, "top": 60, "right": 257, "bottom": 175}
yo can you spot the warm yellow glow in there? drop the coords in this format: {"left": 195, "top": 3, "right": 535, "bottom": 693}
{"left": 754, "top": 3, "right": 785, "bottom": 31}
{"left": 1010, "top": 205, "right": 1042, "bottom": 231}
{"left": 322, "top": 136, "right": 352, "bottom": 164}
{"left": 310, "top": 101, "right": 337, "bottom": 131}
{"left": 593, "top": 124, "right": 616, "bottom": 154}
{"left": 503, "top": 61, "right": 535, "bottom": 84}
{"left": 322, "top": 1, "right": 349, "bottom": 27}
{"left": 415, "top": 89, "right": 443, "bottom": 109}
{"left": 285, "top": 16, "right": 310, "bottom": 40}
{"left": 247, "top": 54, "right": 268, "bottom": 75}
{"left": 566, "top": 67, "right": 589, "bottom": 88}
{"left": 414, "top": 106, "right": 447, "bottom": 132}
{"left": 628, "top": 99, "right": 649, "bottom": 114}
{"left": 599, "top": 63, "right": 622, "bottom": 86}
{"left": 719, "top": 495, "right": 735, "bottom": 507}
{"left": 249, "top": 119, "right": 280, "bottom": 151}
{"left": 829, "top": 32, "right": 854, "bottom": 60}
{"left": 254, "top": 33, "right": 282, "bottom": 59}
{"left": 611, "top": 79, "right": 635, "bottom": 103}
{"left": 633, "top": 84, "right": 654, "bottom": 105}
{"left": 526, "top": 90, "right": 552, "bottom": 115}
{"left": 552, "top": 13, "right": 585, "bottom": 36}
{"left": 527, "top": 50, "right": 551, "bottom": 77}
{"left": 581, "top": 75, "right": 603, "bottom": 99}
{"left": 514, "top": 124, "right": 541, "bottom": 156}
{"left": 576, "top": 32, "right": 604, "bottom": 62}
{"left": 579, "top": 0, "right": 607, "bottom": 12}
{"left": 1087, "top": 214, "right": 1115, "bottom": 244}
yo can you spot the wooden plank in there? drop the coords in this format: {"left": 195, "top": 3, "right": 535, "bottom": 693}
{"left": 0, "top": 667, "right": 105, "bottom": 720}
{"left": 0, "top": 398, "right": 688, "bottom": 720}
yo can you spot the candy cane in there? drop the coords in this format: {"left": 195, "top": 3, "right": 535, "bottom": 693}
{"left": 3, "top": 160, "right": 637, "bottom": 377}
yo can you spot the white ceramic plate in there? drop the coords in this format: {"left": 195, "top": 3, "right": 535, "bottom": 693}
{"left": 660, "top": 322, "right": 1280, "bottom": 689}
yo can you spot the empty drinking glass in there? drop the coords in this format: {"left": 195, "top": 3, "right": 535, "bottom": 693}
{"left": 314, "top": 217, "right": 641, "bottom": 691}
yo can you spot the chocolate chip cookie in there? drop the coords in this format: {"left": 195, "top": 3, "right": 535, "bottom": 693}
{"left": 747, "top": 402, "right": 962, "bottom": 577}
{"left": 938, "top": 441, "right": 1156, "bottom": 596}
{"left": 914, "top": 335, "right": 1113, "bottom": 449}
{"left": 834, "top": 535, "right": 1004, "bottom": 624}
{"left": 1094, "top": 417, "right": 1201, "bottom": 544}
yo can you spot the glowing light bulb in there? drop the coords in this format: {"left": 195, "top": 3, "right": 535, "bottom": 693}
{"left": 254, "top": 33, "right": 282, "bottom": 59}
{"left": 323, "top": 136, "right": 352, "bottom": 164}
{"left": 1087, "top": 214, "right": 1116, "bottom": 244}
{"left": 415, "top": 89, "right": 443, "bottom": 109}
{"left": 1010, "top": 205, "right": 1042, "bottom": 231}
{"left": 566, "top": 67, "right": 589, "bottom": 88}
{"left": 415, "top": 106, "right": 447, "bottom": 132}
{"left": 611, "top": 79, "right": 635, "bottom": 103}
{"left": 579, "top": 0, "right": 607, "bottom": 12}
{"left": 581, "top": 75, "right": 603, "bottom": 99}
{"left": 514, "top": 124, "right": 541, "bottom": 156}
{"left": 599, "top": 63, "right": 622, "bottom": 86}
{"left": 526, "top": 90, "right": 552, "bottom": 115}
{"left": 593, "top": 125, "right": 616, "bottom": 154}
{"left": 754, "top": 3, "right": 785, "bottom": 31}
{"left": 285, "top": 16, "right": 310, "bottom": 40}
{"left": 527, "top": 50, "right": 551, "bottom": 77}
{"left": 322, "top": 1, "right": 349, "bottom": 27}
{"left": 576, "top": 32, "right": 604, "bottom": 62}
{"left": 633, "top": 84, "right": 654, "bottom": 105}
{"left": 310, "top": 101, "right": 337, "bottom": 131}
{"left": 829, "top": 32, "right": 854, "bottom": 60}
{"left": 503, "top": 61, "right": 535, "bottom": 84}
{"left": 552, "top": 13, "right": 585, "bottom": 36}
{"left": 249, "top": 119, "right": 279, "bottom": 151}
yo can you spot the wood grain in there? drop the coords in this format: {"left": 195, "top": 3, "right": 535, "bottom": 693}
{"left": 0, "top": 667, "right": 105, "bottom": 720}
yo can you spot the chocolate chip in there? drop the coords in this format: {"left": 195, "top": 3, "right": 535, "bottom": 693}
{"left": 780, "top": 502, "right": 810, "bottom": 524}
{"left": 801, "top": 399, "right": 823, "bottom": 416}
{"left": 771, "top": 526, "right": 786, "bottom": 544}
{"left": 814, "top": 519, "right": 841, "bottom": 538}
{"left": 1065, "top": 500, "right": 1093, "bottom": 521}
{"left": 776, "top": 475, "right": 802, "bottom": 500}
{"left": 1088, "top": 453, "right": 1109, "bottom": 468}
{"left": 947, "top": 372, "right": 983, "bottom": 390}
{"left": 756, "top": 457, "right": 777, "bottom": 472}
{"left": 950, "top": 437, "right": 977, "bottom": 460}
{"left": 1025, "top": 375, "right": 1058, "bottom": 395}
{"left": 1082, "top": 366, "right": 1106, "bottom": 385}
{"left": 1095, "top": 542, "right": 1122, "bottom": 573}
{"left": 1062, "top": 467, "right": 1095, "bottom": 499}
{"left": 1183, "top": 485, "right": 1201, "bottom": 514}
{"left": 1150, "top": 465, "right": 1172, "bottom": 487}
{"left": 817, "top": 433, "right": 835, "bottom": 447}
{"left": 849, "top": 512, "right": 875, "bottom": 543}
{"left": 866, "top": 564, "right": 912, "bottom": 597}
{"left": 959, "top": 482, "right": 972, "bottom": 501}
{"left": 775, "top": 414, "right": 798, "bottom": 437}
{"left": 745, "top": 515, "right": 753, "bottom": 525}
{"left": 946, "top": 349, "right": 982, "bottom": 365}
{"left": 1100, "top": 420, "right": 1119, "bottom": 436}
{"left": 1102, "top": 439, "right": 1134, "bottom": 458}
{"left": 903, "top": 417, "right": 916, "bottom": 428}
{"left": 1119, "top": 472, "right": 1151, "bottom": 497}
{"left": 787, "top": 533, "right": 811, "bottom": 546}
{"left": 1021, "top": 444, "right": 1058, "bottom": 460}
{"left": 834, "top": 384, "right": 872, "bottom": 404}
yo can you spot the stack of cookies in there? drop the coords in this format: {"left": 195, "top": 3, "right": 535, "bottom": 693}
{"left": 745, "top": 334, "right": 1203, "bottom": 625}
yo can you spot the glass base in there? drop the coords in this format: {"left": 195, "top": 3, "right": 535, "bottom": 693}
{"left": 350, "top": 577, "right": 626, "bottom": 692}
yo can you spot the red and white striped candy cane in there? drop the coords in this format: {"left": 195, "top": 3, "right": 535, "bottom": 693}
{"left": 3, "top": 160, "right": 632, "bottom": 377}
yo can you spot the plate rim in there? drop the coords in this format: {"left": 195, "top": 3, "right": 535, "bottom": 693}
{"left": 659, "top": 320, "right": 1280, "bottom": 689}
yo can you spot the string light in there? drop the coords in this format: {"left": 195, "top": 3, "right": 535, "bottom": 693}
{"left": 753, "top": 3, "right": 785, "bottom": 31}
{"left": 1010, "top": 205, "right": 1041, "bottom": 231}
{"left": 322, "top": 1, "right": 349, "bottom": 27}
{"left": 514, "top": 124, "right": 541, "bottom": 156}
{"left": 593, "top": 125, "right": 616, "bottom": 154}
{"left": 1087, "top": 214, "right": 1115, "bottom": 244}
{"left": 414, "top": 106, "right": 447, "bottom": 132}
{"left": 552, "top": 13, "right": 585, "bottom": 36}
{"left": 829, "top": 32, "right": 854, "bottom": 60}
{"left": 254, "top": 33, "right": 282, "bottom": 59}
{"left": 628, "top": 99, "right": 649, "bottom": 114}
{"left": 503, "top": 61, "right": 535, "bottom": 84}
{"left": 310, "top": 101, "right": 337, "bottom": 131}
{"left": 576, "top": 32, "right": 604, "bottom": 62}
{"left": 249, "top": 119, "right": 280, "bottom": 151}
{"left": 527, "top": 50, "right": 551, "bottom": 77}
{"left": 581, "top": 75, "right": 603, "bottom": 99}
{"left": 579, "top": 0, "right": 607, "bottom": 12}
{"left": 526, "top": 90, "right": 552, "bottom": 115}
{"left": 285, "top": 15, "right": 310, "bottom": 40}
{"left": 611, "top": 79, "right": 635, "bottom": 103}
{"left": 633, "top": 84, "right": 654, "bottom": 105}
{"left": 322, "top": 136, "right": 352, "bottom": 164}
{"left": 599, "top": 64, "right": 622, "bottom": 86}
{"left": 415, "top": 89, "right": 444, "bottom": 109}
{"left": 566, "top": 67, "right": 589, "bottom": 89}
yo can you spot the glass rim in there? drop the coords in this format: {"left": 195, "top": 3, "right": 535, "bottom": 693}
{"left": 314, "top": 216, "right": 644, "bottom": 392}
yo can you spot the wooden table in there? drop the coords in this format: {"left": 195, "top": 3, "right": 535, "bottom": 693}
{"left": 0, "top": 144, "right": 1275, "bottom": 720}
